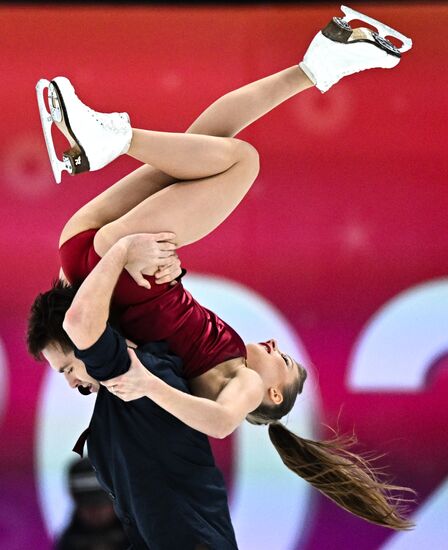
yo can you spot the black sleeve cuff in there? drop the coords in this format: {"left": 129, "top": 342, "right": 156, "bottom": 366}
{"left": 74, "top": 324, "right": 130, "bottom": 380}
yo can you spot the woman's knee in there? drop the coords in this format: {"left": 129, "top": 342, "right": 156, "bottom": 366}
{"left": 93, "top": 220, "right": 125, "bottom": 257}
{"left": 233, "top": 139, "right": 260, "bottom": 176}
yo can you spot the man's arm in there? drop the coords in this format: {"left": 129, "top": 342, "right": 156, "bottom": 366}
{"left": 101, "top": 348, "right": 264, "bottom": 438}
{"left": 63, "top": 232, "right": 177, "bottom": 350}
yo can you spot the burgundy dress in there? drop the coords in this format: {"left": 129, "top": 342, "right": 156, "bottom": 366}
{"left": 59, "top": 229, "right": 247, "bottom": 379}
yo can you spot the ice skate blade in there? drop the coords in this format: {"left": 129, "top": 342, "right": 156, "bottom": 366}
{"left": 324, "top": 18, "right": 402, "bottom": 58}
{"left": 36, "top": 79, "right": 73, "bottom": 184}
{"left": 340, "top": 5, "right": 412, "bottom": 53}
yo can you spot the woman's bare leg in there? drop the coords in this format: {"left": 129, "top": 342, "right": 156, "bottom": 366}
{"left": 185, "top": 66, "right": 313, "bottom": 136}
{"left": 126, "top": 131, "right": 247, "bottom": 180}
{"left": 59, "top": 130, "right": 248, "bottom": 245}
{"left": 93, "top": 144, "right": 260, "bottom": 255}
{"left": 59, "top": 165, "right": 176, "bottom": 246}
{"left": 60, "top": 66, "right": 312, "bottom": 245}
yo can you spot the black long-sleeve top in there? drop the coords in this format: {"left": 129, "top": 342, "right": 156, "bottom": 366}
{"left": 73, "top": 325, "right": 238, "bottom": 550}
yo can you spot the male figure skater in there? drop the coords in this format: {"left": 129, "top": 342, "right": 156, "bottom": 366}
{"left": 28, "top": 233, "right": 238, "bottom": 550}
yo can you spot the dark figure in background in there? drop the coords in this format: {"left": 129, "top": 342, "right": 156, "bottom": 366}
{"left": 56, "top": 458, "right": 128, "bottom": 550}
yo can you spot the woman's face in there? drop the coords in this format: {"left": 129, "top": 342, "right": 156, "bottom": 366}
{"left": 245, "top": 339, "right": 305, "bottom": 405}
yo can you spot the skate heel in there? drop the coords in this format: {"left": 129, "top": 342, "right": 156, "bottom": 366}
{"left": 62, "top": 148, "right": 90, "bottom": 176}
{"left": 49, "top": 79, "right": 90, "bottom": 171}
{"left": 340, "top": 5, "right": 412, "bottom": 53}
{"left": 322, "top": 16, "right": 402, "bottom": 58}
{"left": 322, "top": 17, "right": 353, "bottom": 42}
{"left": 36, "top": 78, "right": 90, "bottom": 183}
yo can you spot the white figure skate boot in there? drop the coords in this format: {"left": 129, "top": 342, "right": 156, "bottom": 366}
{"left": 299, "top": 5, "right": 412, "bottom": 93}
{"left": 36, "top": 77, "right": 132, "bottom": 183}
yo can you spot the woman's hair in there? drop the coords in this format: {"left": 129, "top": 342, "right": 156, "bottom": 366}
{"left": 27, "top": 279, "right": 78, "bottom": 359}
{"left": 267, "top": 423, "right": 415, "bottom": 530}
{"left": 248, "top": 386, "right": 415, "bottom": 530}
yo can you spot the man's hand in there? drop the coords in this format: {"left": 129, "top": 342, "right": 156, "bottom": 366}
{"left": 122, "top": 232, "right": 181, "bottom": 289}
{"left": 101, "top": 348, "right": 155, "bottom": 401}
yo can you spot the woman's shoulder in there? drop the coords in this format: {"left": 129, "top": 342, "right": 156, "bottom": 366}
{"left": 234, "top": 365, "right": 264, "bottom": 396}
{"left": 217, "top": 366, "right": 264, "bottom": 418}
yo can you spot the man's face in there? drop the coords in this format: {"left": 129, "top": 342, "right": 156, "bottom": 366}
{"left": 42, "top": 344, "right": 100, "bottom": 394}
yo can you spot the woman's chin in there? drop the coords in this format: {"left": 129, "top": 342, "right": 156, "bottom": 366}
{"left": 245, "top": 343, "right": 266, "bottom": 373}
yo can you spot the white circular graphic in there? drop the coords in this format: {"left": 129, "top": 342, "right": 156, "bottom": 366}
{"left": 348, "top": 278, "right": 448, "bottom": 391}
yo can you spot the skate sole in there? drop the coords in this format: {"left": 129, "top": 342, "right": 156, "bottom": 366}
{"left": 323, "top": 18, "right": 401, "bottom": 58}
{"left": 48, "top": 79, "right": 90, "bottom": 176}
{"left": 340, "top": 5, "right": 412, "bottom": 53}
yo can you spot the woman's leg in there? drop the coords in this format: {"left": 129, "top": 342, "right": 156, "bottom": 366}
{"left": 59, "top": 164, "right": 176, "bottom": 246}
{"left": 60, "top": 66, "right": 312, "bottom": 246}
{"left": 93, "top": 143, "right": 260, "bottom": 255}
{"left": 126, "top": 131, "right": 247, "bottom": 180}
{"left": 185, "top": 66, "right": 313, "bottom": 136}
{"left": 60, "top": 129, "right": 255, "bottom": 246}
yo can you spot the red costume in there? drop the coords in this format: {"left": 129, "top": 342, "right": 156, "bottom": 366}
{"left": 60, "top": 229, "right": 247, "bottom": 378}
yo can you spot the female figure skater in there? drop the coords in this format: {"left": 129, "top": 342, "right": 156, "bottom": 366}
{"left": 30, "top": 8, "right": 414, "bottom": 530}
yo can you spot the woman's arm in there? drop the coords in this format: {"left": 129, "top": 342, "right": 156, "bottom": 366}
{"left": 101, "top": 348, "right": 264, "bottom": 438}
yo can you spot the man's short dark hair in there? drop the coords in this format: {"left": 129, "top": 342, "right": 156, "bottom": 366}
{"left": 27, "top": 279, "right": 78, "bottom": 360}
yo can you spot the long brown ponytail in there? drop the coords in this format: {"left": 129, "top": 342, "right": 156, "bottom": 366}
{"left": 267, "top": 422, "right": 415, "bottom": 530}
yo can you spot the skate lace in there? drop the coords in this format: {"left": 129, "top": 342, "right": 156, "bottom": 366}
{"left": 77, "top": 93, "right": 128, "bottom": 134}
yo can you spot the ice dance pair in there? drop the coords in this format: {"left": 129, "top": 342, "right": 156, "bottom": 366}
{"left": 29, "top": 6, "right": 415, "bottom": 547}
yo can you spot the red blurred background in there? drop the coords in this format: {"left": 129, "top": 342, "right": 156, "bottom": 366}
{"left": 1, "top": 4, "right": 447, "bottom": 549}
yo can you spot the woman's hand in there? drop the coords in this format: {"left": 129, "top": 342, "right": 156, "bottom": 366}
{"left": 121, "top": 232, "right": 179, "bottom": 288}
{"left": 101, "top": 348, "right": 156, "bottom": 401}
{"left": 154, "top": 255, "right": 182, "bottom": 285}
